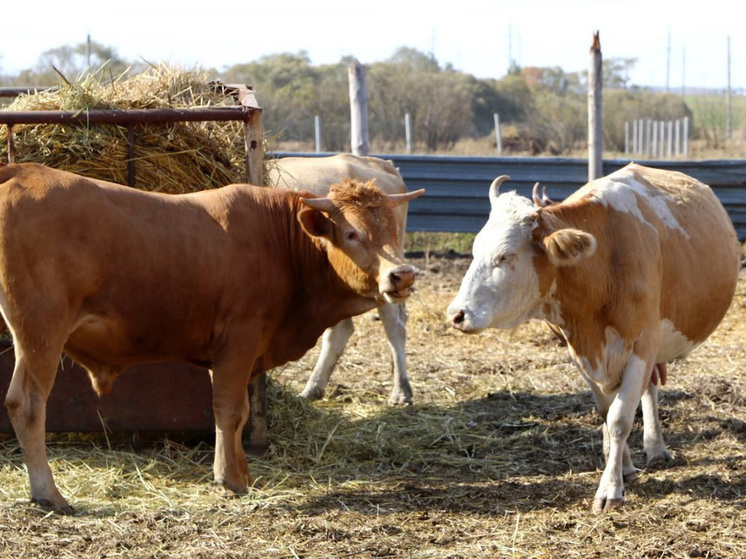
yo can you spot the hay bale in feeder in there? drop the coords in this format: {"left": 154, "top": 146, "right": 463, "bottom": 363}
{"left": 0, "top": 65, "right": 248, "bottom": 193}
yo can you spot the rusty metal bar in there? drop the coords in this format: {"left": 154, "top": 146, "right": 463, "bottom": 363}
{"left": 0, "top": 106, "right": 251, "bottom": 126}
{"left": 6, "top": 124, "right": 14, "bottom": 163}
{"left": 0, "top": 86, "right": 54, "bottom": 97}
{"left": 127, "top": 123, "right": 136, "bottom": 186}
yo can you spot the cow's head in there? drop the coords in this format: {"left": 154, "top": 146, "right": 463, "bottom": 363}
{"left": 298, "top": 179, "right": 425, "bottom": 304}
{"left": 447, "top": 176, "right": 596, "bottom": 332}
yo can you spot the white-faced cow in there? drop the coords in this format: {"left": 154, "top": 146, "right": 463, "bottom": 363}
{"left": 0, "top": 162, "right": 424, "bottom": 514}
{"left": 267, "top": 153, "right": 416, "bottom": 404}
{"left": 447, "top": 163, "right": 740, "bottom": 511}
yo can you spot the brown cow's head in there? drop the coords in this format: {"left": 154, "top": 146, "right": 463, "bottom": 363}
{"left": 298, "top": 179, "right": 424, "bottom": 305}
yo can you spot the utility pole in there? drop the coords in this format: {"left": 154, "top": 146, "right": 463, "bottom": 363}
{"left": 726, "top": 36, "right": 732, "bottom": 141}
{"left": 666, "top": 30, "right": 671, "bottom": 93}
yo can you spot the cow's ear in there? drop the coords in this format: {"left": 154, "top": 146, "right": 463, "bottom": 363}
{"left": 540, "top": 228, "right": 597, "bottom": 266}
{"left": 298, "top": 208, "right": 333, "bottom": 239}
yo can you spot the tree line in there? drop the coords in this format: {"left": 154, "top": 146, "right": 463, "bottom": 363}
{"left": 0, "top": 40, "right": 709, "bottom": 155}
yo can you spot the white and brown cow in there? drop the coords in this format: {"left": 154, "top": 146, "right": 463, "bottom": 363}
{"left": 0, "top": 162, "right": 423, "bottom": 514}
{"left": 267, "top": 153, "right": 415, "bottom": 404}
{"left": 447, "top": 163, "right": 740, "bottom": 511}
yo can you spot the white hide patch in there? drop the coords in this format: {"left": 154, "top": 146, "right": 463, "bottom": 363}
{"left": 566, "top": 325, "right": 631, "bottom": 392}
{"left": 657, "top": 318, "right": 697, "bottom": 362}
{"left": 591, "top": 167, "right": 690, "bottom": 239}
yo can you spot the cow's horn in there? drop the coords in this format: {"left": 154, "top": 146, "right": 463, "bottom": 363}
{"left": 489, "top": 175, "right": 510, "bottom": 203}
{"left": 300, "top": 196, "right": 336, "bottom": 213}
{"left": 532, "top": 182, "right": 543, "bottom": 206}
{"left": 386, "top": 189, "right": 425, "bottom": 208}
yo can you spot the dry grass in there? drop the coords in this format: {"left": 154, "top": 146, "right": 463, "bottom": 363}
{"left": 0, "top": 65, "right": 247, "bottom": 192}
{"left": 1, "top": 254, "right": 745, "bottom": 558}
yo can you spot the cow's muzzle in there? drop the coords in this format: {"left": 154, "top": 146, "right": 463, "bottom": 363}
{"left": 381, "top": 264, "right": 416, "bottom": 303}
{"left": 446, "top": 306, "right": 483, "bottom": 333}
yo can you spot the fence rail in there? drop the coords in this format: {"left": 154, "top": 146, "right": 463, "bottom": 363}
{"left": 274, "top": 152, "right": 746, "bottom": 240}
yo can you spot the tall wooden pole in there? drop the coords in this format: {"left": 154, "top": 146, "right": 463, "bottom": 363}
{"left": 588, "top": 32, "right": 603, "bottom": 180}
{"left": 348, "top": 59, "right": 370, "bottom": 156}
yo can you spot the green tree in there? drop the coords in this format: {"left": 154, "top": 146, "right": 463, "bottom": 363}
{"left": 11, "top": 40, "right": 137, "bottom": 85}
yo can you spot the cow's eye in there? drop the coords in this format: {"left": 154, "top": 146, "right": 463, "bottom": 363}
{"left": 493, "top": 252, "right": 514, "bottom": 266}
{"left": 346, "top": 230, "right": 360, "bottom": 242}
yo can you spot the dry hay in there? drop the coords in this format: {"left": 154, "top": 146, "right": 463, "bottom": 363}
{"left": 1, "top": 255, "right": 745, "bottom": 558}
{"left": 0, "top": 65, "right": 247, "bottom": 192}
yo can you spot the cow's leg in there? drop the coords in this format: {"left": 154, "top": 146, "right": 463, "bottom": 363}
{"left": 209, "top": 362, "right": 253, "bottom": 494}
{"left": 4, "top": 342, "right": 72, "bottom": 514}
{"left": 641, "top": 379, "right": 672, "bottom": 465}
{"left": 588, "top": 383, "right": 637, "bottom": 484}
{"left": 300, "top": 318, "right": 354, "bottom": 400}
{"left": 593, "top": 354, "right": 650, "bottom": 512}
{"left": 378, "top": 302, "right": 412, "bottom": 405}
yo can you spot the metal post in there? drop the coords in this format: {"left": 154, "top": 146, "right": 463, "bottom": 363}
{"left": 127, "top": 123, "right": 135, "bottom": 186}
{"left": 6, "top": 125, "right": 15, "bottom": 163}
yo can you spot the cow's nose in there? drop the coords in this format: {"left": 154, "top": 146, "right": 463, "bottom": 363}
{"left": 450, "top": 309, "right": 465, "bottom": 326}
{"left": 389, "top": 266, "right": 415, "bottom": 289}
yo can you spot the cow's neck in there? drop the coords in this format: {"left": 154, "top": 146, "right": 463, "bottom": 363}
{"left": 538, "top": 202, "right": 616, "bottom": 377}
{"left": 256, "top": 195, "right": 380, "bottom": 372}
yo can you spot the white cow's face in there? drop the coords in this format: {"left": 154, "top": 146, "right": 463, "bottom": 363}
{"left": 447, "top": 189, "right": 543, "bottom": 332}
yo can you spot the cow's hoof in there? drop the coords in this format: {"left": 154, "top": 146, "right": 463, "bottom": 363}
{"left": 299, "top": 388, "right": 324, "bottom": 401}
{"left": 592, "top": 497, "right": 624, "bottom": 513}
{"left": 33, "top": 497, "right": 74, "bottom": 516}
{"left": 388, "top": 392, "right": 413, "bottom": 406}
{"left": 646, "top": 449, "right": 673, "bottom": 467}
{"left": 214, "top": 477, "right": 249, "bottom": 496}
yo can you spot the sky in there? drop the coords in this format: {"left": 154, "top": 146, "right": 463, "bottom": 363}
{"left": 1, "top": 0, "right": 743, "bottom": 91}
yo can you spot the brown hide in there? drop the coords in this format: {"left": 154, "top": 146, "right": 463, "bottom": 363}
{"left": 0, "top": 163, "right": 405, "bottom": 389}
{"left": 533, "top": 163, "right": 740, "bottom": 378}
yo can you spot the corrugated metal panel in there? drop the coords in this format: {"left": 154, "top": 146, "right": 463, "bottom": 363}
{"left": 274, "top": 153, "right": 746, "bottom": 240}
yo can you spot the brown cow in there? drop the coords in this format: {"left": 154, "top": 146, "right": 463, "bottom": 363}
{"left": 0, "top": 162, "right": 424, "bottom": 514}
{"left": 267, "top": 154, "right": 415, "bottom": 404}
{"left": 447, "top": 163, "right": 740, "bottom": 511}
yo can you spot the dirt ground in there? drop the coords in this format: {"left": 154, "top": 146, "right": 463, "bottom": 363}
{"left": 1, "top": 254, "right": 745, "bottom": 558}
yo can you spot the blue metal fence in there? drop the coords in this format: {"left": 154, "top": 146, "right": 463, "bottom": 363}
{"left": 273, "top": 153, "right": 746, "bottom": 240}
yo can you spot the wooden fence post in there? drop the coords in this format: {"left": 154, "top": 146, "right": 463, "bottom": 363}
{"left": 588, "top": 32, "right": 603, "bottom": 180}
{"left": 348, "top": 59, "right": 370, "bottom": 156}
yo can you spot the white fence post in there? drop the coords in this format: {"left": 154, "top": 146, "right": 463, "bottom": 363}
{"left": 314, "top": 115, "right": 322, "bottom": 153}
{"left": 405, "top": 113, "right": 413, "bottom": 154}
{"left": 494, "top": 113, "right": 503, "bottom": 156}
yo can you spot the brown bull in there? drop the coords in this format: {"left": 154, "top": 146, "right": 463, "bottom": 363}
{"left": 0, "top": 162, "right": 424, "bottom": 514}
